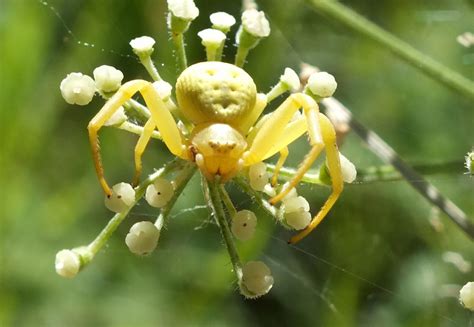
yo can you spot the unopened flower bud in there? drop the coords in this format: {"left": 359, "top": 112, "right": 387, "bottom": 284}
{"left": 167, "top": 0, "right": 199, "bottom": 34}
{"left": 459, "top": 281, "right": 474, "bottom": 311}
{"left": 339, "top": 153, "right": 357, "bottom": 183}
{"left": 60, "top": 72, "right": 95, "bottom": 105}
{"left": 130, "top": 36, "right": 156, "bottom": 58}
{"left": 465, "top": 151, "right": 473, "bottom": 175}
{"left": 55, "top": 249, "right": 81, "bottom": 278}
{"left": 198, "top": 28, "right": 226, "bottom": 49}
{"left": 280, "top": 182, "right": 298, "bottom": 201}
{"left": 104, "top": 182, "right": 136, "bottom": 213}
{"left": 240, "top": 261, "right": 274, "bottom": 298}
{"left": 93, "top": 65, "right": 124, "bottom": 93}
{"left": 167, "top": 0, "right": 199, "bottom": 21}
{"left": 283, "top": 196, "right": 310, "bottom": 213}
{"left": 104, "top": 106, "right": 127, "bottom": 126}
{"left": 248, "top": 162, "right": 268, "bottom": 191}
{"left": 307, "top": 71, "right": 337, "bottom": 98}
{"left": 210, "top": 12, "right": 236, "bottom": 34}
{"left": 285, "top": 210, "right": 311, "bottom": 230}
{"left": 198, "top": 28, "right": 226, "bottom": 60}
{"left": 125, "top": 221, "right": 161, "bottom": 255}
{"left": 145, "top": 178, "right": 174, "bottom": 208}
{"left": 280, "top": 68, "right": 300, "bottom": 92}
{"left": 231, "top": 210, "right": 257, "bottom": 241}
{"left": 152, "top": 80, "right": 173, "bottom": 101}
{"left": 241, "top": 9, "right": 270, "bottom": 38}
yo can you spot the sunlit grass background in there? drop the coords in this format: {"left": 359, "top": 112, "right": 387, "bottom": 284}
{"left": 1, "top": 0, "right": 473, "bottom": 326}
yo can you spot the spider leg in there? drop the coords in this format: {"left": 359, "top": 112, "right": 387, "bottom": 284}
{"left": 132, "top": 117, "right": 155, "bottom": 186}
{"left": 243, "top": 93, "right": 344, "bottom": 243}
{"left": 244, "top": 93, "right": 323, "bottom": 201}
{"left": 289, "top": 114, "right": 343, "bottom": 244}
{"left": 271, "top": 147, "right": 288, "bottom": 186}
{"left": 88, "top": 80, "right": 187, "bottom": 196}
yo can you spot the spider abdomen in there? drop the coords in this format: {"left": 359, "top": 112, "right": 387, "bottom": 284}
{"left": 176, "top": 62, "right": 257, "bottom": 127}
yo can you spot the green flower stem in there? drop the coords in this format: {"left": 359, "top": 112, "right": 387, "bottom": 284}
{"left": 356, "top": 161, "right": 464, "bottom": 183}
{"left": 233, "top": 176, "right": 279, "bottom": 219}
{"left": 81, "top": 159, "right": 185, "bottom": 265}
{"left": 266, "top": 82, "right": 287, "bottom": 103}
{"left": 139, "top": 55, "right": 162, "bottom": 81}
{"left": 307, "top": 0, "right": 474, "bottom": 99}
{"left": 205, "top": 47, "right": 218, "bottom": 62}
{"left": 234, "top": 45, "right": 250, "bottom": 68}
{"left": 215, "top": 43, "right": 225, "bottom": 62}
{"left": 171, "top": 33, "right": 188, "bottom": 73}
{"left": 154, "top": 163, "right": 196, "bottom": 226}
{"left": 116, "top": 121, "right": 162, "bottom": 140}
{"left": 266, "top": 164, "right": 325, "bottom": 186}
{"left": 205, "top": 178, "right": 243, "bottom": 282}
{"left": 123, "top": 99, "right": 151, "bottom": 123}
{"left": 320, "top": 96, "right": 474, "bottom": 239}
{"left": 219, "top": 185, "right": 237, "bottom": 218}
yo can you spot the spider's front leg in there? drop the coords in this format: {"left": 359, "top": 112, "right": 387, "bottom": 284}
{"left": 88, "top": 80, "right": 188, "bottom": 196}
{"left": 243, "top": 93, "right": 344, "bottom": 243}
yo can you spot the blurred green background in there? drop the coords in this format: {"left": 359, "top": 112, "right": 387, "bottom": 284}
{"left": 1, "top": 0, "right": 473, "bottom": 326}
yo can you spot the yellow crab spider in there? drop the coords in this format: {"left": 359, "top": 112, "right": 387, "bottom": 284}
{"left": 87, "top": 61, "right": 343, "bottom": 244}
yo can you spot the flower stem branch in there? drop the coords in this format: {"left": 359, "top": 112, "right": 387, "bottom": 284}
{"left": 321, "top": 96, "right": 474, "bottom": 239}
{"left": 171, "top": 33, "right": 188, "bottom": 73}
{"left": 219, "top": 184, "right": 238, "bottom": 217}
{"left": 116, "top": 121, "right": 162, "bottom": 140}
{"left": 233, "top": 176, "right": 279, "bottom": 220}
{"left": 306, "top": 0, "right": 474, "bottom": 99}
{"left": 266, "top": 164, "right": 325, "bottom": 186}
{"left": 83, "top": 159, "right": 185, "bottom": 265}
{"left": 204, "top": 178, "right": 243, "bottom": 283}
{"left": 139, "top": 56, "right": 162, "bottom": 81}
{"left": 154, "top": 163, "right": 196, "bottom": 227}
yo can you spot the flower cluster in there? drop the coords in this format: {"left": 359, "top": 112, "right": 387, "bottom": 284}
{"left": 56, "top": 0, "right": 357, "bottom": 300}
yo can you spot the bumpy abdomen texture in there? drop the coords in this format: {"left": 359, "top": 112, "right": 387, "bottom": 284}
{"left": 176, "top": 62, "right": 257, "bottom": 126}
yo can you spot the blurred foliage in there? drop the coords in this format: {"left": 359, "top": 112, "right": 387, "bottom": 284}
{"left": 1, "top": 0, "right": 473, "bottom": 326}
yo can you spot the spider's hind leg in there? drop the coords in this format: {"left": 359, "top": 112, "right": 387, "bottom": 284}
{"left": 288, "top": 114, "right": 344, "bottom": 244}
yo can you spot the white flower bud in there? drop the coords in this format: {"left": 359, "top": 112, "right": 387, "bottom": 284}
{"left": 55, "top": 249, "right": 81, "bottom": 278}
{"left": 241, "top": 261, "right": 274, "bottom": 298}
{"left": 104, "top": 182, "right": 136, "bottom": 213}
{"left": 93, "top": 65, "right": 124, "bottom": 93}
{"left": 283, "top": 196, "right": 310, "bottom": 213}
{"left": 129, "top": 36, "right": 156, "bottom": 57}
{"left": 231, "top": 210, "right": 257, "bottom": 241}
{"left": 465, "top": 151, "right": 473, "bottom": 175}
{"left": 280, "top": 182, "right": 298, "bottom": 201}
{"left": 285, "top": 210, "right": 311, "bottom": 230}
{"left": 210, "top": 12, "right": 236, "bottom": 33}
{"left": 241, "top": 9, "right": 270, "bottom": 38}
{"left": 459, "top": 282, "right": 474, "bottom": 311}
{"left": 60, "top": 72, "right": 95, "bottom": 105}
{"left": 145, "top": 178, "right": 174, "bottom": 208}
{"left": 248, "top": 162, "right": 268, "bottom": 191}
{"left": 339, "top": 153, "right": 357, "bottom": 183}
{"left": 104, "top": 106, "right": 127, "bottom": 126}
{"left": 263, "top": 183, "right": 276, "bottom": 197}
{"left": 280, "top": 68, "right": 300, "bottom": 92}
{"left": 307, "top": 71, "right": 337, "bottom": 98}
{"left": 198, "top": 28, "right": 226, "bottom": 49}
{"left": 125, "top": 221, "right": 161, "bottom": 255}
{"left": 152, "top": 80, "right": 173, "bottom": 101}
{"left": 167, "top": 0, "right": 199, "bottom": 21}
